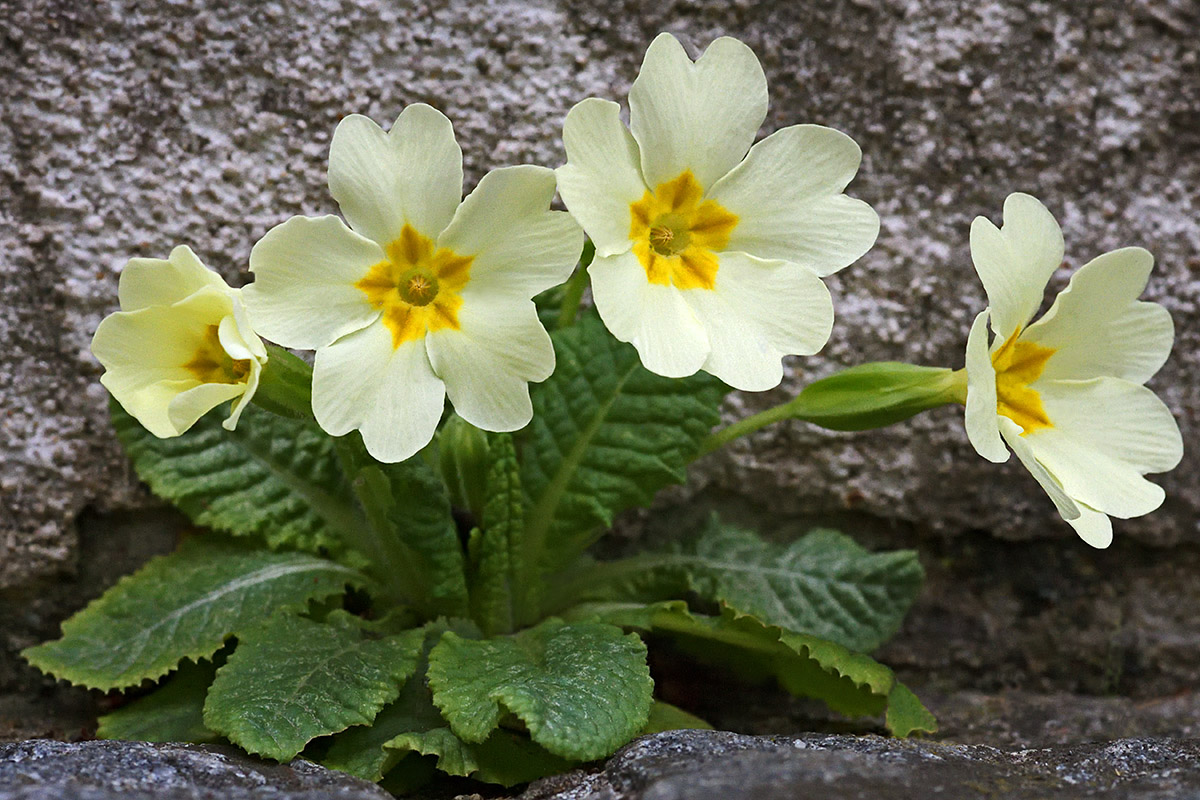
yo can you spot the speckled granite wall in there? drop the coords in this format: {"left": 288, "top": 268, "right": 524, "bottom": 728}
{"left": 2, "top": 0, "right": 1198, "bottom": 699}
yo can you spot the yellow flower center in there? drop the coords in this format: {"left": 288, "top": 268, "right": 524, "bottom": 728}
{"left": 992, "top": 330, "right": 1056, "bottom": 434}
{"left": 356, "top": 224, "right": 473, "bottom": 348}
{"left": 184, "top": 325, "right": 251, "bottom": 384}
{"left": 629, "top": 170, "right": 738, "bottom": 290}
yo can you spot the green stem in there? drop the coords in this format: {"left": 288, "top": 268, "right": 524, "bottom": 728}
{"left": 556, "top": 239, "right": 595, "bottom": 329}
{"left": 331, "top": 437, "right": 419, "bottom": 610}
{"left": 697, "top": 402, "right": 798, "bottom": 458}
{"left": 252, "top": 344, "right": 315, "bottom": 421}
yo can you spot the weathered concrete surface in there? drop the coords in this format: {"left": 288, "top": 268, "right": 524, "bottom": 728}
{"left": 0, "top": 739, "right": 393, "bottom": 800}
{"left": 516, "top": 730, "right": 1200, "bottom": 800}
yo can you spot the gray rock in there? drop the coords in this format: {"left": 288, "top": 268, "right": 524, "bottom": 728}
{"left": 0, "top": 739, "right": 392, "bottom": 800}
{"left": 518, "top": 730, "right": 1200, "bottom": 800}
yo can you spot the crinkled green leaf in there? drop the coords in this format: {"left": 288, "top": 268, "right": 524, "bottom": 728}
{"left": 642, "top": 700, "right": 713, "bottom": 734}
{"left": 321, "top": 619, "right": 569, "bottom": 786}
{"left": 566, "top": 600, "right": 936, "bottom": 737}
{"left": 427, "top": 618, "right": 653, "bottom": 761}
{"left": 96, "top": 659, "right": 219, "bottom": 744}
{"left": 589, "top": 519, "right": 922, "bottom": 653}
{"left": 339, "top": 441, "right": 469, "bottom": 619}
{"left": 203, "top": 613, "right": 424, "bottom": 761}
{"left": 321, "top": 619, "right": 480, "bottom": 782}
{"left": 522, "top": 312, "right": 727, "bottom": 578}
{"left": 386, "top": 726, "right": 573, "bottom": 787}
{"left": 111, "top": 399, "right": 360, "bottom": 563}
{"left": 468, "top": 434, "right": 527, "bottom": 634}
{"left": 23, "top": 538, "right": 364, "bottom": 691}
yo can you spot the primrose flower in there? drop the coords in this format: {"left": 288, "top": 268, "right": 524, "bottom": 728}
{"left": 243, "top": 104, "right": 582, "bottom": 463}
{"left": 556, "top": 33, "right": 879, "bottom": 390}
{"left": 963, "top": 193, "right": 1182, "bottom": 547}
{"left": 92, "top": 245, "right": 267, "bottom": 437}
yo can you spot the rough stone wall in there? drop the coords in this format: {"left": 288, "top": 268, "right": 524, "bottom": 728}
{"left": 1, "top": 0, "right": 1198, "bottom": 696}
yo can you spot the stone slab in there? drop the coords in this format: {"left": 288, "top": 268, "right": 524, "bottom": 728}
{"left": 0, "top": 739, "right": 392, "bottom": 800}
{"left": 517, "top": 730, "right": 1200, "bottom": 800}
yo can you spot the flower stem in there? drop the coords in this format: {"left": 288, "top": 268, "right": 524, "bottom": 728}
{"left": 697, "top": 402, "right": 799, "bottom": 457}
{"left": 556, "top": 239, "right": 596, "bottom": 329}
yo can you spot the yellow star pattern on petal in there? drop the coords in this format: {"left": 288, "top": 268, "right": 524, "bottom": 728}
{"left": 183, "top": 324, "right": 252, "bottom": 385}
{"left": 356, "top": 224, "right": 473, "bottom": 348}
{"left": 629, "top": 170, "right": 738, "bottom": 290}
{"left": 992, "top": 330, "right": 1056, "bottom": 434}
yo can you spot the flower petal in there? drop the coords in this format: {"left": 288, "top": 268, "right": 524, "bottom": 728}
{"left": 998, "top": 417, "right": 1081, "bottom": 521}
{"left": 1065, "top": 503, "right": 1114, "bottom": 549}
{"left": 589, "top": 250, "right": 709, "bottom": 378}
{"left": 963, "top": 310, "right": 1009, "bottom": 463}
{"left": 629, "top": 33, "right": 768, "bottom": 191}
{"left": 224, "top": 360, "right": 263, "bottom": 431}
{"left": 244, "top": 215, "right": 384, "bottom": 350}
{"left": 684, "top": 253, "right": 832, "bottom": 391}
{"left": 118, "top": 245, "right": 227, "bottom": 312}
{"left": 167, "top": 382, "right": 246, "bottom": 434}
{"left": 312, "top": 322, "right": 445, "bottom": 463}
{"left": 1038, "top": 377, "right": 1182, "bottom": 476}
{"left": 328, "top": 104, "right": 463, "bottom": 245}
{"left": 557, "top": 98, "right": 647, "bottom": 258}
{"left": 438, "top": 165, "right": 583, "bottom": 300}
{"left": 969, "top": 193, "right": 1065, "bottom": 339}
{"left": 1023, "top": 386, "right": 1169, "bottom": 519}
{"left": 707, "top": 125, "right": 879, "bottom": 276}
{"left": 1022, "top": 247, "right": 1173, "bottom": 384}
{"left": 426, "top": 297, "right": 552, "bottom": 432}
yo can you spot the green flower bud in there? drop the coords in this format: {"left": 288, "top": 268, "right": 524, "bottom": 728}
{"left": 437, "top": 414, "right": 491, "bottom": 520}
{"left": 790, "top": 362, "right": 967, "bottom": 431}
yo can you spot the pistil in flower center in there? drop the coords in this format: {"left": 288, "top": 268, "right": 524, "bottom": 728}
{"left": 399, "top": 268, "right": 439, "bottom": 306}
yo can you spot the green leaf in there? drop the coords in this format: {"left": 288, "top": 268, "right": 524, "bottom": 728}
{"left": 468, "top": 434, "right": 527, "bottom": 634}
{"left": 321, "top": 619, "right": 480, "bottom": 782}
{"left": 111, "top": 399, "right": 361, "bottom": 563}
{"left": 567, "top": 601, "right": 936, "bottom": 737}
{"left": 386, "top": 727, "right": 573, "bottom": 787}
{"left": 595, "top": 519, "right": 923, "bottom": 653}
{"left": 523, "top": 312, "right": 727, "bottom": 580}
{"left": 23, "top": 538, "right": 364, "bottom": 690}
{"left": 642, "top": 700, "right": 713, "bottom": 734}
{"left": 339, "top": 440, "right": 469, "bottom": 619}
{"left": 96, "top": 659, "right": 219, "bottom": 744}
{"left": 203, "top": 613, "right": 424, "bottom": 761}
{"left": 320, "top": 619, "right": 573, "bottom": 787}
{"left": 884, "top": 681, "right": 939, "bottom": 738}
{"left": 426, "top": 618, "right": 653, "bottom": 761}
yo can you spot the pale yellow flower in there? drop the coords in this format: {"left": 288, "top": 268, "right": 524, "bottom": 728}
{"left": 556, "top": 33, "right": 879, "bottom": 390}
{"left": 243, "top": 105, "right": 582, "bottom": 463}
{"left": 92, "top": 245, "right": 266, "bottom": 437}
{"left": 964, "top": 193, "right": 1182, "bottom": 547}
